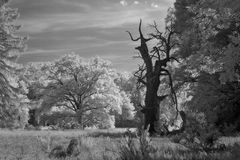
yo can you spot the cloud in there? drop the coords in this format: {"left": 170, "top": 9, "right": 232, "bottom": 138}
{"left": 11, "top": 0, "right": 175, "bottom": 71}
{"left": 120, "top": 0, "right": 128, "bottom": 6}
{"left": 133, "top": 1, "right": 140, "bottom": 5}
{"left": 13, "top": 0, "right": 175, "bottom": 34}
{"left": 151, "top": 3, "right": 159, "bottom": 8}
{"left": 18, "top": 5, "right": 167, "bottom": 34}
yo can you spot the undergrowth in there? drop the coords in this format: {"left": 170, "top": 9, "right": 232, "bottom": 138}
{"left": 115, "top": 129, "right": 240, "bottom": 160}
{"left": 1, "top": 129, "right": 240, "bottom": 160}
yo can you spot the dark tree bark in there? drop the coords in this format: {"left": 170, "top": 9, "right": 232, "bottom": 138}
{"left": 127, "top": 20, "right": 180, "bottom": 135}
{"left": 28, "top": 109, "right": 40, "bottom": 126}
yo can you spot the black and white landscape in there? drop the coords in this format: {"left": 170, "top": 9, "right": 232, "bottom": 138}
{"left": 0, "top": 0, "right": 240, "bottom": 159}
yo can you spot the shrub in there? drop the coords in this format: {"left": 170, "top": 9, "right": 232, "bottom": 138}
{"left": 171, "top": 134, "right": 183, "bottom": 144}
{"left": 49, "top": 145, "right": 66, "bottom": 159}
{"left": 221, "top": 123, "right": 238, "bottom": 136}
{"left": 117, "top": 128, "right": 157, "bottom": 160}
{"left": 0, "top": 106, "right": 29, "bottom": 129}
{"left": 39, "top": 111, "right": 85, "bottom": 130}
{"left": 25, "top": 124, "right": 36, "bottom": 130}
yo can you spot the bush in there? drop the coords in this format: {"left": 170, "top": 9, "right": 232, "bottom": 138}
{"left": 115, "top": 119, "right": 139, "bottom": 128}
{"left": 0, "top": 106, "right": 29, "bottom": 129}
{"left": 221, "top": 123, "right": 238, "bottom": 136}
{"left": 117, "top": 128, "right": 158, "bottom": 160}
{"left": 40, "top": 111, "right": 79, "bottom": 129}
{"left": 25, "top": 124, "right": 36, "bottom": 130}
{"left": 171, "top": 134, "right": 183, "bottom": 144}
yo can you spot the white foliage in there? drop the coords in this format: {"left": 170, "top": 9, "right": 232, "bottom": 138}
{"left": 26, "top": 53, "right": 134, "bottom": 128}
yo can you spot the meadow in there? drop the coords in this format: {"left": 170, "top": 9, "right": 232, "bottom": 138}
{"left": 0, "top": 128, "right": 183, "bottom": 160}
{"left": 1, "top": 129, "right": 240, "bottom": 160}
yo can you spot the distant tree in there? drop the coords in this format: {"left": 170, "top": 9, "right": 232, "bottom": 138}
{"left": 20, "top": 62, "right": 50, "bottom": 126}
{"left": 114, "top": 72, "right": 139, "bottom": 127}
{"left": 25, "top": 54, "right": 134, "bottom": 129}
{"left": 0, "top": 0, "right": 27, "bottom": 127}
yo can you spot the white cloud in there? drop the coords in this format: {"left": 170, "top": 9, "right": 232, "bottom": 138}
{"left": 15, "top": 0, "right": 175, "bottom": 71}
{"left": 17, "top": 0, "right": 176, "bottom": 34}
{"left": 19, "top": 7, "right": 159, "bottom": 33}
{"left": 120, "top": 0, "right": 128, "bottom": 6}
{"left": 151, "top": 3, "right": 159, "bottom": 8}
{"left": 133, "top": 1, "right": 139, "bottom": 5}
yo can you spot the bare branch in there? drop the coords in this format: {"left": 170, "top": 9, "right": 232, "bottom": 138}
{"left": 126, "top": 31, "right": 140, "bottom": 41}
{"left": 136, "top": 19, "right": 153, "bottom": 74}
{"left": 170, "top": 57, "right": 180, "bottom": 63}
{"left": 150, "top": 21, "right": 163, "bottom": 36}
{"left": 150, "top": 47, "right": 161, "bottom": 61}
{"left": 60, "top": 104, "right": 76, "bottom": 112}
{"left": 134, "top": 64, "right": 147, "bottom": 86}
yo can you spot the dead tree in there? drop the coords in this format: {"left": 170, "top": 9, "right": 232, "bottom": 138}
{"left": 127, "top": 19, "right": 180, "bottom": 135}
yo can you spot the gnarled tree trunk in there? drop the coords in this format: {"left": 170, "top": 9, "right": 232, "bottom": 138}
{"left": 127, "top": 20, "right": 180, "bottom": 135}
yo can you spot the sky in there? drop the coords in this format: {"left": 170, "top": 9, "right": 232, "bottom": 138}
{"left": 11, "top": 0, "right": 175, "bottom": 71}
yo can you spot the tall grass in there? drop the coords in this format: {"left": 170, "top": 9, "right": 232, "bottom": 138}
{"left": 0, "top": 129, "right": 240, "bottom": 160}
{"left": 115, "top": 129, "right": 240, "bottom": 160}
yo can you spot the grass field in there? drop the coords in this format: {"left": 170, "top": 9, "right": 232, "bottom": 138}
{"left": 0, "top": 129, "right": 121, "bottom": 160}
{"left": 1, "top": 129, "right": 240, "bottom": 160}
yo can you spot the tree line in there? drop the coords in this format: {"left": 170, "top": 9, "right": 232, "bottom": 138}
{"left": 1, "top": 0, "right": 240, "bottom": 136}
{"left": 0, "top": 0, "right": 138, "bottom": 129}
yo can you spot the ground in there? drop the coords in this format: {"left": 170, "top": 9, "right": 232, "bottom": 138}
{"left": 0, "top": 129, "right": 240, "bottom": 160}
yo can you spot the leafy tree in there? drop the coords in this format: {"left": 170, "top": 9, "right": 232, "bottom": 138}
{"left": 24, "top": 54, "right": 134, "bottom": 128}
{"left": 174, "top": 0, "right": 199, "bottom": 33}
{"left": 114, "top": 72, "right": 140, "bottom": 127}
{"left": 0, "top": 0, "right": 27, "bottom": 127}
{"left": 20, "top": 62, "right": 51, "bottom": 126}
{"left": 172, "top": 0, "right": 240, "bottom": 134}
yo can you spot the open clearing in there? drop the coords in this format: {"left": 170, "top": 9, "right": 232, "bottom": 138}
{"left": 0, "top": 128, "right": 188, "bottom": 160}
{"left": 1, "top": 129, "right": 240, "bottom": 160}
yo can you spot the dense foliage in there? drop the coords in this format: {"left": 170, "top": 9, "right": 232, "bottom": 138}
{"left": 173, "top": 0, "right": 240, "bottom": 134}
{"left": 22, "top": 54, "right": 135, "bottom": 129}
{"left": 0, "top": 0, "right": 27, "bottom": 128}
{"left": 0, "top": 0, "right": 239, "bottom": 141}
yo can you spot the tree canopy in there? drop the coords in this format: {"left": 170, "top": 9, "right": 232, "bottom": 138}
{"left": 1, "top": 0, "right": 240, "bottom": 136}
{"left": 23, "top": 54, "right": 135, "bottom": 128}
{"left": 172, "top": 0, "right": 240, "bottom": 134}
{"left": 0, "top": 0, "right": 27, "bottom": 127}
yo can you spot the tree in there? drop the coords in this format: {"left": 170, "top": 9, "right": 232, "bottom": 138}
{"left": 174, "top": 0, "right": 200, "bottom": 33}
{"left": 114, "top": 72, "right": 139, "bottom": 127}
{"left": 0, "top": 0, "right": 27, "bottom": 127}
{"left": 20, "top": 62, "right": 51, "bottom": 126}
{"left": 127, "top": 17, "right": 180, "bottom": 135}
{"left": 174, "top": 0, "right": 240, "bottom": 80}
{"left": 26, "top": 54, "right": 134, "bottom": 128}
{"left": 172, "top": 0, "right": 240, "bottom": 134}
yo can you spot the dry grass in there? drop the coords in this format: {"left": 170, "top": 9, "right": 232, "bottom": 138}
{"left": 0, "top": 129, "right": 240, "bottom": 160}
{"left": 0, "top": 128, "right": 131, "bottom": 160}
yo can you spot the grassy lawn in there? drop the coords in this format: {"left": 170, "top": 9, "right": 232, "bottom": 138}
{"left": 0, "top": 129, "right": 240, "bottom": 160}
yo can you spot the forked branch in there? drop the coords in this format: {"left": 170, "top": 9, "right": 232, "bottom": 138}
{"left": 134, "top": 64, "right": 147, "bottom": 86}
{"left": 126, "top": 31, "right": 140, "bottom": 41}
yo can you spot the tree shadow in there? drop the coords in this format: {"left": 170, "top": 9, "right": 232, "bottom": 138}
{"left": 88, "top": 130, "right": 137, "bottom": 138}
